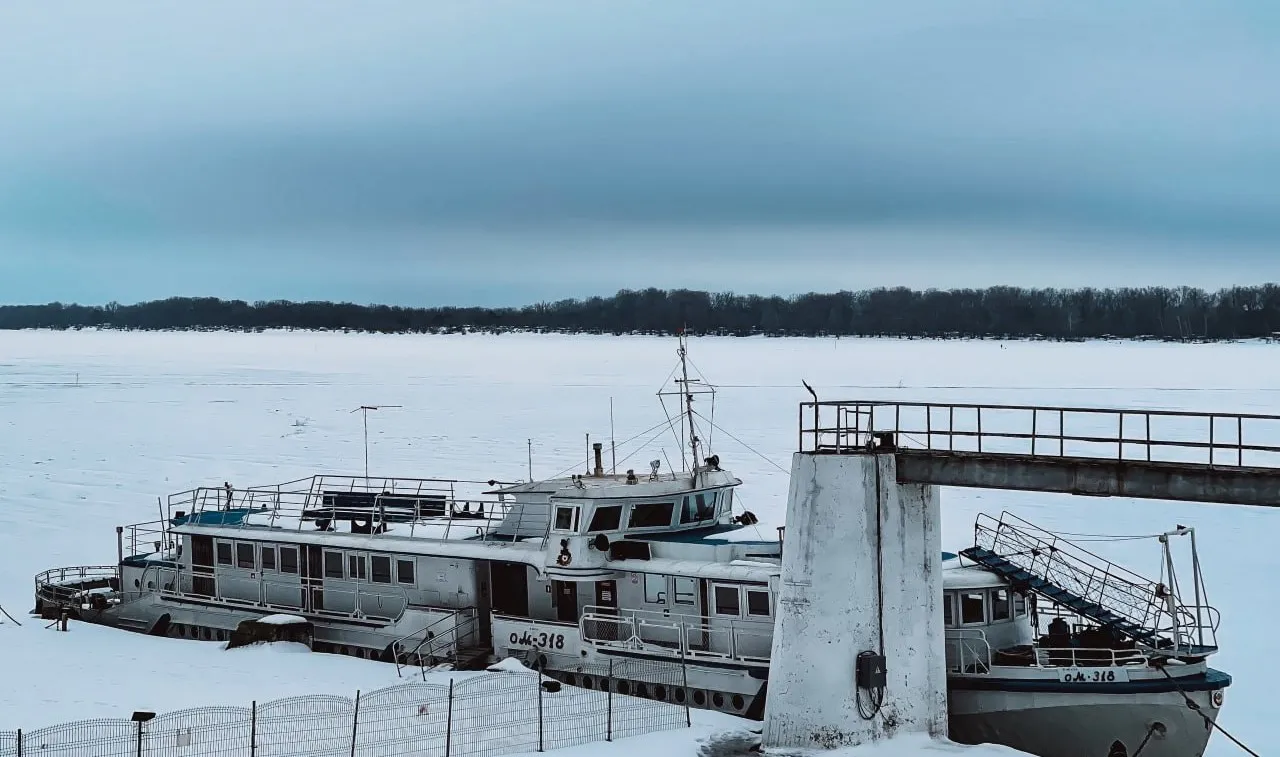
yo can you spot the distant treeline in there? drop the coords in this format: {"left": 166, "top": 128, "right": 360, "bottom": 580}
{"left": 4, "top": 285, "right": 1280, "bottom": 340}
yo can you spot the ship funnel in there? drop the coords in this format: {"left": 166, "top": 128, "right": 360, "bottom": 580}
{"left": 592, "top": 442, "right": 604, "bottom": 477}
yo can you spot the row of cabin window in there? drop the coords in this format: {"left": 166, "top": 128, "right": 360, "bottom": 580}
{"left": 639, "top": 573, "right": 771, "bottom": 619}
{"left": 213, "top": 541, "right": 416, "bottom": 586}
{"left": 557, "top": 490, "right": 729, "bottom": 534}
{"left": 943, "top": 588, "right": 1028, "bottom": 627}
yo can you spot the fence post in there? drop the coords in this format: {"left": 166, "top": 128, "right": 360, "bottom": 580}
{"left": 681, "top": 655, "right": 691, "bottom": 728}
{"left": 350, "top": 690, "right": 361, "bottom": 757}
{"left": 445, "top": 679, "right": 454, "bottom": 757}
{"left": 537, "top": 662, "right": 545, "bottom": 752}
{"left": 250, "top": 701, "right": 257, "bottom": 757}
{"left": 606, "top": 659, "right": 614, "bottom": 742}
{"left": 16, "top": 729, "right": 20, "bottom": 757}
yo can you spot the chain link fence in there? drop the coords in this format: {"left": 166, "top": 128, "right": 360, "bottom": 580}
{"left": 0, "top": 659, "right": 690, "bottom": 757}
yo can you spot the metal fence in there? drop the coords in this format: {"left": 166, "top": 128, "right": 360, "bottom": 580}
{"left": 0, "top": 659, "right": 690, "bottom": 757}
{"left": 799, "top": 400, "right": 1280, "bottom": 468}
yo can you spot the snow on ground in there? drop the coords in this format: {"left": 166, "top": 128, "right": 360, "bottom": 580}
{"left": 1, "top": 330, "right": 1276, "bottom": 755}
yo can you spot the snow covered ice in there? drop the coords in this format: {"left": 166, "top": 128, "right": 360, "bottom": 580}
{"left": 1, "top": 329, "right": 1275, "bottom": 756}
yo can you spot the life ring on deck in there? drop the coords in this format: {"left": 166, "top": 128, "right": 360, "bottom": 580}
{"left": 1211, "top": 690, "right": 1225, "bottom": 708}
{"left": 556, "top": 552, "right": 572, "bottom": 566}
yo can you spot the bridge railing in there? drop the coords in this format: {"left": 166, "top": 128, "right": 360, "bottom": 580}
{"left": 799, "top": 401, "right": 1280, "bottom": 469}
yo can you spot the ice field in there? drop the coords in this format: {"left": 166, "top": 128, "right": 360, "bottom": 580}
{"left": 1, "top": 329, "right": 1276, "bottom": 756}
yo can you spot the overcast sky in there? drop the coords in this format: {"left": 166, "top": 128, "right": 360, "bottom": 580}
{"left": 1, "top": 2, "right": 1277, "bottom": 306}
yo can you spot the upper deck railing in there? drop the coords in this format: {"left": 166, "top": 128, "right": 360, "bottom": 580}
{"left": 799, "top": 401, "right": 1280, "bottom": 470}
{"left": 153, "top": 474, "right": 548, "bottom": 545}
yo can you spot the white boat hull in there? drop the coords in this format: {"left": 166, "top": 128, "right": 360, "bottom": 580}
{"left": 949, "top": 683, "right": 1225, "bottom": 757}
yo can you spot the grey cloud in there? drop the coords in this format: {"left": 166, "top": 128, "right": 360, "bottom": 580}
{"left": 0, "top": 1, "right": 1277, "bottom": 303}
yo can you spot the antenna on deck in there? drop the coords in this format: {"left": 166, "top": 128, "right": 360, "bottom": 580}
{"left": 351, "top": 405, "right": 401, "bottom": 479}
{"left": 610, "top": 397, "right": 617, "bottom": 475}
{"left": 660, "top": 327, "right": 721, "bottom": 486}
{"left": 528, "top": 438, "right": 533, "bottom": 481}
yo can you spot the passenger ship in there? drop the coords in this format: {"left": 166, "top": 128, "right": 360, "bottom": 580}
{"left": 33, "top": 339, "right": 1230, "bottom": 757}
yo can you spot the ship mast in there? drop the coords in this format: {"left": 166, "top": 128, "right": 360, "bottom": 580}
{"left": 677, "top": 330, "right": 701, "bottom": 485}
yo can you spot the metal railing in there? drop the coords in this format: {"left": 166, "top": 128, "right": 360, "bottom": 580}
{"left": 34, "top": 566, "right": 120, "bottom": 609}
{"left": 799, "top": 400, "right": 1280, "bottom": 469}
{"left": 392, "top": 609, "right": 478, "bottom": 678}
{"left": 944, "top": 628, "right": 1152, "bottom": 675}
{"left": 972, "top": 512, "right": 1219, "bottom": 654}
{"left": 944, "top": 629, "right": 992, "bottom": 674}
{"left": 159, "top": 474, "right": 549, "bottom": 543}
{"left": 139, "top": 565, "right": 411, "bottom": 622}
{"left": 579, "top": 606, "right": 773, "bottom": 665}
{"left": 1032, "top": 647, "right": 1150, "bottom": 668}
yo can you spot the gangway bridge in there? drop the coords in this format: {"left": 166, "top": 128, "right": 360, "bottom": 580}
{"left": 800, "top": 400, "right": 1280, "bottom": 507}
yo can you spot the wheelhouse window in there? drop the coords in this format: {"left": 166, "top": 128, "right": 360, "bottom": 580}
{"left": 673, "top": 576, "right": 696, "bottom": 605}
{"left": 960, "top": 591, "right": 986, "bottom": 625}
{"left": 991, "top": 589, "right": 1011, "bottom": 621}
{"left": 261, "top": 545, "right": 276, "bottom": 571}
{"left": 215, "top": 541, "right": 233, "bottom": 567}
{"left": 348, "top": 554, "right": 367, "bottom": 581}
{"left": 587, "top": 505, "right": 622, "bottom": 532}
{"left": 1014, "top": 593, "right": 1027, "bottom": 617}
{"left": 943, "top": 594, "right": 955, "bottom": 627}
{"left": 397, "top": 559, "right": 416, "bottom": 585}
{"left": 680, "top": 492, "right": 717, "bottom": 524}
{"left": 643, "top": 574, "right": 666, "bottom": 604}
{"left": 371, "top": 555, "right": 392, "bottom": 584}
{"left": 554, "top": 506, "right": 579, "bottom": 532}
{"left": 323, "top": 551, "right": 344, "bottom": 579}
{"left": 278, "top": 547, "right": 298, "bottom": 574}
{"left": 628, "top": 501, "right": 675, "bottom": 529}
{"left": 713, "top": 585, "right": 741, "bottom": 616}
{"left": 746, "top": 588, "right": 771, "bottom": 618}
{"left": 236, "top": 543, "right": 256, "bottom": 569}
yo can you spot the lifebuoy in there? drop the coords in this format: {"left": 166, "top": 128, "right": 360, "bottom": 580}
{"left": 556, "top": 552, "right": 572, "bottom": 566}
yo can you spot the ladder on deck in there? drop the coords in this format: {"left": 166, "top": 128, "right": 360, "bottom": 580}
{"left": 960, "top": 513, "right": 1218, "bottom": 657}
{"left": 394, "top": 611, "right": 490, "bottom": 680}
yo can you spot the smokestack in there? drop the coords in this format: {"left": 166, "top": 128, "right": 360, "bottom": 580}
{"left": 593, "top": 442, "right": 604, "bottom": 477}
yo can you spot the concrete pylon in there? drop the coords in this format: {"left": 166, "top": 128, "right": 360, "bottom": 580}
{"left": 763, "top": 451, "right": 946, "bottom": 750}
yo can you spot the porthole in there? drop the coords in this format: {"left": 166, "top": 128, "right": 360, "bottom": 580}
{"left": 674, "top": 688, "right": 686, "bottom": 704}
{"left": 616, "top": 681, "right": 630, "bottom": 695}
{"left": 713, "top": 693, "right": 725, "bottom": 709}
{"left": 693, "top": 690, "right": 706, "bottom": 706}
{"left": 581, "top": 676, "right": 594, "bottom": 690}
{"left": 654, "top": 685, "right": 667, "bottom": 701}
{"left": 731, "top": 695, "right": 745, "bottom": 711}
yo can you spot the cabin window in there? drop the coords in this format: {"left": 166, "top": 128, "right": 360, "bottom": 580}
{"left": 629, "top": 501, "right": 675, "bottom": 529}
{"left": 991, "top": 589, "right": 1011, "bottom": 621}
{"left": 371, "top": 555, "right": 392, "bottom": 584}
{"left": 644, "top": 574, "right": 666, "bottom": 604}
{"left": 349, "top": 555, "right": 367, "bottom": 581}
{"left": 554, "top": 506, "right": 579, "bottom": 532}
{"left": 673, "top": 576, "right": 696, "bottom": 605}
{"left": 215, "top": 541, "right": 233, "bottom": 566}
{"left": 680, "top": 493, "right": 717, "bottom": 524}
{"left": 720, "top": 489, "right": 733, "bottom": 516}
{"left": 587, "top": 505, "right": 622, "bottom": 531}
{"left": 261, "top": 546, "right": 276, "bottom": 571}
{"left": 279, "top": 547, "right": 298, "bottom": 574}
{"left": 397, "top": 559, "right": 416, "bottom": 585}
{"left": 746, "top": 589, "right": 771, "bottom": 618}
{"left": 1014, "top": 593, "right": 1027, "bottom": 617}
{"left": 943, "top": 594, "right": 955, "bottom": 627}
{"left": 960, "top": 591, "right": 986, "bottom": 625}
{"left": 236, "top": 543, "right": 256, "bottom": 570}
{"left": 324, "top": 551, "right": 344, "bottom": 579}
{"left": 713, "top": 585, "right": 741, "bottom": 616}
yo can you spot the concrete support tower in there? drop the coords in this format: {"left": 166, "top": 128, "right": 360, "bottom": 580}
{"left": 763, "top": 450, "right": 947, "bottom": 750}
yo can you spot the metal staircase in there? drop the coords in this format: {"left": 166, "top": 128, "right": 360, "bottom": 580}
{"left": 393, "top": 610, "right": 490, "bottom": 680}
{"left": 960, "top": 513, "right": 1219, "bottom": 658}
